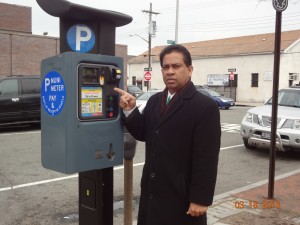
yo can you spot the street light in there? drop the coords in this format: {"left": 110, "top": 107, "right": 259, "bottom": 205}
{"left": 129, "top": 34, "right": 152, "bottom": 90}
{"left": 129, "top": 34, "right": 148, "bottom": 43}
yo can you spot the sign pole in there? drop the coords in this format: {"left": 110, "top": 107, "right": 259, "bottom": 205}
{"left": 268, "top": 0, "right": 288, "bottom": 199}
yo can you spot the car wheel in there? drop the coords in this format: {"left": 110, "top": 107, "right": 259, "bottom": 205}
{"left": 243, "top": 138, "right": 256, "bottom": 149}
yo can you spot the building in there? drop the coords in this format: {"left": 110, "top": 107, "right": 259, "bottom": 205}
{"left": 0, "top": 2, "right": 129, "bottom": 78}
{"left": 128, "top": 30, "right": 300, "bottom": 103}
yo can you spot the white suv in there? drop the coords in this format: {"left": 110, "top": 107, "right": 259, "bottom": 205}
{"left": 240, "top": 86, "right": 300, "bottom": 152}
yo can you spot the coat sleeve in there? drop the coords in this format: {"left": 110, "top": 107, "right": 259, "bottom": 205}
{"left": 124, "top": 107, "right": 146, "bottom": 142}
{"left": 189, "top": 100, "right": 221, "bottom": 206}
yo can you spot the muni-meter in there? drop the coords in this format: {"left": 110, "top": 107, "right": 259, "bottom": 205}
{"left": 41, "top": 52, "right": 124, "bottom": 174}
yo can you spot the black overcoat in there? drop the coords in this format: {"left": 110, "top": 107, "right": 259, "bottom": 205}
{"left": 124, "top": 84, "right": 221, "bottom": 225}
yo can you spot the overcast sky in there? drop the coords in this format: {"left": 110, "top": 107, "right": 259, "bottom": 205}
{"left": 2, "top": 0, "right": 300, "bottom": 55}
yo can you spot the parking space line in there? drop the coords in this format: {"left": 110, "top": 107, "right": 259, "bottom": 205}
{"left": 0, "top": 162, "right": 146, "bottom": 193}
{"left": 0, "top": 131, "right": 40, "bottom": 136}
{"left": 0, "top": 145, "right": 241, "bottom": 193}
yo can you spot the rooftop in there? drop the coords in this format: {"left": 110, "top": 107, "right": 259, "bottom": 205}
{"left": 129, "top": 29, "right": 300, "bottom": 64}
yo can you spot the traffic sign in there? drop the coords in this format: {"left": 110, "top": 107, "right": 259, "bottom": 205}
{"left": 273, "top": 0, "right": 288, "bottom": 12}
{"left": 229, "top": 72, "right": 235, "bottom": 81}
{"left": 67, "top": 24, "right": 95, "bottom": 53}
{"left": 144, "top": 71, "right": 152, "bottom": 81}
{"left": 228, "top": 68, "right": 236, "bottom": 72}
{"left": 167, "top": 40, "right": 176, "bottom": 45}
{"left": 144, "top": 67, "right": 152, "bottom": 71}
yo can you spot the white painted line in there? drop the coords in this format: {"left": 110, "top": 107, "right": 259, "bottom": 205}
{"left": 0, "top": 131, "right": 40, "bottom": 136}
{"left": 0, "top": 144, "right": 241, "bottom": 192}
{"left": 220, "top": 144, "right": 244, "bottom": 150}
{"left": 0, "top": 162, "right": 145, "bottom": 193}
{"left": 0, "top": 174, "right": 78, "bottom": 192}
{"left": 1, "top": 142, "right": 296, "bottom": 198}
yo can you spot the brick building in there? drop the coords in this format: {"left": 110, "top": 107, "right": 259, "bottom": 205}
{"left": 0, "top": 2, "right": 129, "bottom": 78}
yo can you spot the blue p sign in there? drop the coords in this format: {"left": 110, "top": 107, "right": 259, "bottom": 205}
{"left": 67, "top": 24, "right": 95, "bottom": 53}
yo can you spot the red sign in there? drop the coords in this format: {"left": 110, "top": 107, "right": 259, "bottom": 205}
{"left": 144, "top": 71, "right": 152, "bottom": 81}
{"left": 229, "top": 72, "right": 235, "bottom": 81}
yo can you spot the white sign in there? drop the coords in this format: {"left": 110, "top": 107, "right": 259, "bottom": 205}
{"left": 264, "top": 71, "right": 273, "bottom": 81}
{"left": 207, "top": 74, "right": 229, "bottom": 86}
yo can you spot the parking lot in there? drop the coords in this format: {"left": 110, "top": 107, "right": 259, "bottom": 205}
{"left": 0, "top": 106, "right": 299, "bottom": 225}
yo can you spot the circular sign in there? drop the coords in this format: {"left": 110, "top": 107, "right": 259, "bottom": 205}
{"left": 229, "top": 72, "right": 235, "bottom": 81}
{"left": 41, "top": 71, "right": 66, "bottom": 116}
{"left": 67, "top": 24, "right": 95, "bottom": 53}
{"left": 272, "top": 0, "right": 288, "bottom": 12}
{"left": 144, "top": 71, "right": 152, "bottom": 81}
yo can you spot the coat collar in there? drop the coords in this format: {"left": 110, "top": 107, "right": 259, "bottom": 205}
{"left": 156, "top": 82, "right": 197, "bottom": 128}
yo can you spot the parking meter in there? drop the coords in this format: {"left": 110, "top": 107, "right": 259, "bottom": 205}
{"left": 37, "top": 1, "right": 133, "bottom": 224}
{"left": 41, "top": 52, "right": 124, "bottom": 174}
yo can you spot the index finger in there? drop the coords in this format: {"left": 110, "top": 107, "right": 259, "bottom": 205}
{"left": 114, "top": 87, "right": 128, "bottom": 96}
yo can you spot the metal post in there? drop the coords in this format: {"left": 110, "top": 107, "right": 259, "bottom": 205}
{"left": 147, "top": 3, "right": 152, "bottom": 91}
{"left": 268, "top": 11, "right": 282, "bottom": 199}
{"left": 123, "top": 132, "right": 137, "bottom": 225}
{"left": 124, "top": 160, "right": 133, "bottom": 225}
{"left": 175, "top": 0, "right": 179, "bottom": 44}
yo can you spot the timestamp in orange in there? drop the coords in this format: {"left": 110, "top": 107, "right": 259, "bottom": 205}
{"left": 234, "top": 200, "right": 281, "bottom": 209}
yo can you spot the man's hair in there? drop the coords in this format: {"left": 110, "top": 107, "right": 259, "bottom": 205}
{"left": 159, "top": 44, "right": 192, "bottom": 67}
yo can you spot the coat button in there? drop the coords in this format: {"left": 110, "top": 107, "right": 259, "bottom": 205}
{"left": 149, "top": 194, "right": 154, "bottom": 199}
{"left": 155, "top": 129, "right": 159, "bottom": 134}
{"left": 151, "top": 173, "right": 155, "bottom": 178}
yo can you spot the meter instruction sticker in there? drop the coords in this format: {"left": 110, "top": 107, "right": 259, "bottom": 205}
{"left": 41, "top": 71, "right": 66, "bottom": 116}
{"left": 81, "top": 87, "right": 103, "bottom": 117}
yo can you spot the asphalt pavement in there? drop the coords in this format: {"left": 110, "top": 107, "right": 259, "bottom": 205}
{"left": 132, "top": 101, "right": 300, "bottom": 225}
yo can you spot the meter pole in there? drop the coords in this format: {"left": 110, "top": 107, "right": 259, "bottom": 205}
{"left": 123, "top": 131, "right": 137, "bottom": 225}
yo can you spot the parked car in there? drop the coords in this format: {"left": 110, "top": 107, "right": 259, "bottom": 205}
{"left": 240, "top": 86, "right": 300, "bottom": 152}
{"left": 0, "top": 75, "right": 41, "bottom": 126}
{"left": 197, "top": 89, "right": 235, "bottom": 109}
{"left": 136, "top": 89, "right": 162, "bottom": 113}
{"left": 127, "top": 85, "right": 143, "bottom": 97}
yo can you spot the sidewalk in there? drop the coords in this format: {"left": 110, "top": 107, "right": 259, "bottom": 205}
{"left": 235, "top": 101, "right": 264, "bottom": 107}
{"left": 207, "top": 170, "right": 300, "bottom": 225}
{"left": 209, "top": 101, "right": 300, "bottom": 224}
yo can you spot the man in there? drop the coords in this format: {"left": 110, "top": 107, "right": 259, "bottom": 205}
{"left": 115, "top": 44, "right": 221, "bottom": 225}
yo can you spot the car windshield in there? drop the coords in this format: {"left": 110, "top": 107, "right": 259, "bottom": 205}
{"left": 137, "top": 91, "right": 159, "bottom": 100}
{"left": 266, "top": 89, "right": 300, "bottom": 108}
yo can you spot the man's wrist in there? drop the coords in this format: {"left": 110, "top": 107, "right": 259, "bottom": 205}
{"left": 123, "top": 106, "right": 137, "bottom": 117}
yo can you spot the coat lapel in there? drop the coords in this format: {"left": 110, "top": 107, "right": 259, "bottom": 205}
{"left": 156, "top": 84, "right": 196, "bottom": 128}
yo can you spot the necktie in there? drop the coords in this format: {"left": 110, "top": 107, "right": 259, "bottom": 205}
{"left": 166, "top": 96, "right": 171, "bottom": 105}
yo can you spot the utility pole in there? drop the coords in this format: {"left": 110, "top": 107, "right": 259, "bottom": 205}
{"left": 142, "top": 3, "right": 159, "bottom": 90}
{"left": 175, "top": 0, "right": 179, "bottom": 44}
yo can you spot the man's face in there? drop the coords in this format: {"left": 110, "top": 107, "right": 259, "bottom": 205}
{"left": 161, "top": 51, "right": 193, "bottom": 93}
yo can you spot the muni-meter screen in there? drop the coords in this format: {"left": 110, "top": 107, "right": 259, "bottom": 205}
{"left": 78, "top": 63, "right": 121, "bottom": 121}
